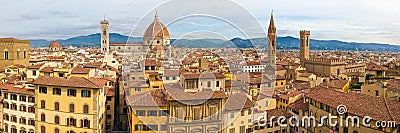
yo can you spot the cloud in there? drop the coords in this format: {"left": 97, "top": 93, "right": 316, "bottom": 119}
{"left": 47, "top": 10, "right": 77, "bottom": 18}
{"left": 8, "top": 14, "right": 44, "bottom": 21}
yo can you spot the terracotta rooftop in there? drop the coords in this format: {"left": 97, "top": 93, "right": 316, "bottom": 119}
{"left": 126, "top": 89, "right": 167, "bottom": 107}
{"left": 306, "top": 87, "right": 399, "bottom": 122}
{"left": 287, "top": 98, "right": 308, "bottom": 114}
{"left": 71, "top": 67, "right": 91, "bottom": 74}
{"left": 27, "top": 63, "right": 44, "bottom": 69}
{"left": 225, "top": 92, "right": 253, "bottom": 110}
{"left": 165, "top": 83, "right": 228, "bottom": 101}
{"left": 182, "top": 72, "right": 225, "bottom": 79}
{"left": 0, "top": 83, "right": 35, "bottom": 95}
{"left": 33, "top": 76, "right": 107, "bottom": 89}
{"left": 366, "top": 63, "right": 388, "bottom": 71}
{"left": 39, "top": 67, "right": 54, "bottom": 73}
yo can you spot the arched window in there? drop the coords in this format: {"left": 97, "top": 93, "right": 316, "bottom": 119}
{"left": 40, "top": 126, "right": 45, "bottom": 133}
{"left": 83, "top": 104, "right": 89, "bottom": 114}
{"left": 4, "top": 124, "right": 8, "bottom": 132}
{"left": 4, "top": 49, "right": 9, "bottom": 60}
{"left": 81, "top": 119, "right": 90, "bottom": 128}
{"left": 40, "top": 100, "right": 45, "bottom": 109}
{"left": 69, "top": 103, "right": 74, "bottom": 112}
{"left": 41, "top": 114, "right": 45, "bottom": 122}
{"left": 24, "top": 49, "right": 27, "bottom": 59}
{"left": 54, "top": 128, "right": 59, "bottom": 133}
{"left": 54, "top": 116, "right": 59, "bottom": 124}
{"left": 20, "top": 127, "right": 26, "bottom": 133}
{"left": 17, "top": 49, "right": 20, "bottom": 59}
{"left": 54, "top": 102, "right": 59, "bottom": 110}
{"left": 67, "top": 118, "right": 76, "bottom": 126}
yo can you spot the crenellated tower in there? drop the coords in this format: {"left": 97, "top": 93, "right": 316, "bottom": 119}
{"left": 300, "top": 30, "right": 310, "bottom": 66}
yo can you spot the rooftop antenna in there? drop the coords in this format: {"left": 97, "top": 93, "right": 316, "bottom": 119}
{"left": 104, "top": 14, "right": 106, "bottom": 20}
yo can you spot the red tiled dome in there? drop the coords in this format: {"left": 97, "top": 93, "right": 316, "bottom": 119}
{"left": 49, "top": 40, "right": 60, "bottom": 48}
{"left": 143, "top": 12, "right": 169, "bottom": 43}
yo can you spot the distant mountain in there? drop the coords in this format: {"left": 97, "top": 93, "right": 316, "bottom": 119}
{"left": 30, "top": 33, "right": 400, "bottom": 52}
{"left": 30, "top": 33, "right": 141, "bottom": 48}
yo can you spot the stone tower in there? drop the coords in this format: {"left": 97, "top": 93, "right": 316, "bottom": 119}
{"left": 268, "top": 11, "right": 276, "bottom": 65}
{"left": 300, "top": 30, "right": 310, "bottom": 66}
{"left": 100, "top": 18, "right": 110, "bottom": 55}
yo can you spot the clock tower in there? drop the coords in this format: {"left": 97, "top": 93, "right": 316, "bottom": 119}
{"left": 100, "top": 19, "right": 109, "bottom": 55}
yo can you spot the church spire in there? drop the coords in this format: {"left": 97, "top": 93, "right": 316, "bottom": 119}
{"left": 268, "top": 10, "right": 276, "bottom": 34}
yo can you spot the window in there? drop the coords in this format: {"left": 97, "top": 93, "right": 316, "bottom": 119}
{"left": 19, "top": 95, "right": 27, "bottom": 101}
{"left": 69, "top": 103, "right": 75, "bottom": 112}
{"left": 53, "top": 88, "right": 61, "bottom": 95}
{"left": 229, "top": 128, "right": 235, "bottom": 133}
{"left": 67, "top": 118, "right": 76, "bottom": 126}
{"left": 216, "top": 81, "right": 220, "bottom": 87}
{"left": 10, "top": 103, "right": 17, "bottom": 110}
{"left": 20, "top": 105, "right": 27, "bottom": 112}
{"left": 134, "top": 88, "right": 141, "bottom": 92}
{"left": 106, "top": 115, "right": 112, "bottom": 119}
{"left": 32, "top": 70, "right": 36, "bottom": 76}
{"left": 11, "top": 94, "right": 17, "bottom": 100}
{"left": 41, "top": 114, "right": 45, "bottom": 122}
{"left": 83, "top": 105, "right": 89, "bottom": 114}
{"left": 4, "top": 92, "right": 8, "bottom": 99}
{"left": 149, "top": 125, "right": 158, "bottom": 131}
{"left": 82, "top": 119, "right": 90, "bottom": 128}
{"left": 54, "top": 102, "right": 60, "bottom": 110}
{"left": 160, "top": 110, "right": 168, "bottom": 116}
{"left": 28, "top": 106, "right": 35, "bottom": 113}
{"left": 136, "top": 110, "right": 146, "bottom": 116}
{"left": 39, "top": 86, "right": 47, "bottom": 94}
{"left": 28, "top": 119, "right": 35, "bottom": 126}
{"left": 4, "top": 114, "right": 9, "bottom": 121}
{"left": 240, "top": 126, "right": 245, "bottom": 133}
{"left": 375, "top": 90, "right": 379, "bottom": 96}
{"left": 17, "top": 50, "right": 20, "bottom": 59}
{"left": 24, "top": 49, "right": 27, "bottom": 58}
{"left": 55, "top": 116, "right": 60, "bottom": 124}
{"left": 54, "top": 128, "right": 59, "bottom": 133}
{"left": 107, "top": 105, "right": 110, "bottom": 110}
{"left": 41, "top": 100, "right": 46, "bottom": 108}
{"left": 4, "top": 50, "right": 9, "bottom": 60}
{"left": 67, "top": 89, "right": 77, "bottom": 97}
{"left": 207, "top": 81, "right": 211, "bottom": 87}
{"left": 81, "top": 90, "right": 91, "bottom": 97}
{"left": 148, "top": 110, "right": 158, "bottom": 116}
{"left": 28, "top": 97, "right": 34, "bottom": 103}
{"left": 21, "top": 117, "right": 27, "bottom": 124}
{"left": 41, "top": 126, "right": 45, "bottom": 133}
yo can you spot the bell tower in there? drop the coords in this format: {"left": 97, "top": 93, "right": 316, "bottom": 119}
{"left": 300, "top": 30, "right": 310, "bottom": 66}
{"left": 100, "top": 18, "right": 109, "bottom": 55}
{"left": 268, "top": 11, "right": 277, "bottom": 65}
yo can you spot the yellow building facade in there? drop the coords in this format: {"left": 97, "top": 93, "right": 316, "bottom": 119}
{"left": 33, "top": 76, "right": 108, "bottom": 133}
{"left": 0, "top": 38, "right": 30, "bottom": 69}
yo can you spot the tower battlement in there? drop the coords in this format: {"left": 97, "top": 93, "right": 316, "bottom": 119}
{"left": 300, "top": 30, "right": 310, "bottom": 35}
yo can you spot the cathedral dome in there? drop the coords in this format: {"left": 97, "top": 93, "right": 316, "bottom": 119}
{"left": 49, "top": 40, "right": 61, "bottom": 48}
{"left": 143, "top": 12, "right": 169, "bottom": 43}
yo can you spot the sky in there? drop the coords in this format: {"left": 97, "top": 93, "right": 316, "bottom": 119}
{"left": 0, "top": 0, "right": 399, "bottom": 44}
